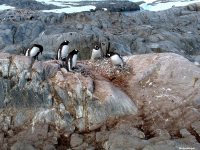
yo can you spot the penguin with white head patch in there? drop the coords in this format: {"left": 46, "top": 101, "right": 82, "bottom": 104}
{"left": 91, "top": 45, "right": 102, "bottom": 60}
{"left": 25, "top": 44, "right": 43, "bottom": 60}
{"left": 56, "top": 40, "right": 70, "bottom": 61}
{"left": 65, "top": 49, "right": 79, "bottom": 72}
{"left": 107, "top": 52, "right": 124, "bottom": 68}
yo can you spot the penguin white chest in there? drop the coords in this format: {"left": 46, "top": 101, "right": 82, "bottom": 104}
{"left": 110, "top": 55, "right": 123, "bottom": 66}
{"left": 25, "top": 49, "right": 30, "bottom": 56}
{"left": 61, "top": 45, "right": 69, "bottom": 58}
{"left": 29, "top": 47, "right": 40, "bottom": 57}
{"left": 91, "top": 49, "right": 101, "bottom": 60}
{"left": 72, "top": 54, "right": 77, "bottom": 67}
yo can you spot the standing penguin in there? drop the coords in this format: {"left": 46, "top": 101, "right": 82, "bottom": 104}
{"left": 65, "top": 49, "right": 79, "bottom": 72}
{"left": 56, "top": 40, "right": 70, "bottom": 61}
{"left": 107, "top": 52, "right": 124, "bottom": 67}
{"left": 91, "top": 45, "right": 102, "bottom": 60}
{"left": 25, "top": 44, "right": 43, "bottom": 60}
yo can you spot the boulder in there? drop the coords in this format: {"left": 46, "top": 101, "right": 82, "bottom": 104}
{"left": 0, "top": 52, "right": 200, "bottom": 149}
{"left": 11, "top": 142, "right": 36, "bottom": 150}
{"left": 94, "top": 1, "right": 140, "bottom": 12}
{"left": 123, "top": 53, "right": 200, "bottom": 133}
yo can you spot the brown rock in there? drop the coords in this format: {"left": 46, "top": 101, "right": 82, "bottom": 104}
{"left": 123, "top": 53, "right": 200, "bottom": 133}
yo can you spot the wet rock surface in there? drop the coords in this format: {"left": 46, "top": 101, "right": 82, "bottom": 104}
{"left": 0, "top": 52, "right": 199, "bottom": 149}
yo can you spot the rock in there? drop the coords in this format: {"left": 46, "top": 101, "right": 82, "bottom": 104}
{"left": 14, "top": 20, "right": 45, "bottom": 46}
{"left": 142, "top": 144, "right": 176, "bottom": 150}
{"left": 95, "top": 1, "right": 140, "bottom": 12}
{"left": 0, "top": 0, "right": 60, "bottom": 10}
{"left": 0, "top": 50, "right": 199, "bottom": 149}
{"left": 43, "top": 145, "right": 56, "bottom": 150}
{"left": 180, "top": 128, "right": 192, "bottom": 138}
{"left": 7, "top": 130, "right": 14, "bottom": 136}
{"left": 70, "top": 133, "right": 84, "bottom": 148}
{"left": 124, "top": 53, "right": 200, "bottom": 133}
{"left": 104, "top": 133, "right": 148, "bottom": 150}
{"left": 148, "top": 129, "right": 171, "bottom": 143}
{"left": 186, "top": 2, "right": 200, "bottom": 11}
{"left": 193, "top": 55, "right": 200, "bottom": 66}
{"left": 14, "top": 111, "right": 27, "bottom": 127}
{"left": 11, "top": 142, "right": 36, "bottom": 150}
{"left": 0, "top": 133, "right": 4, "bottom": 144}
{"left": 191, "top": 121, "right": 200, "bottom": 136}
{"left": 96, "top": 131, "right": 110, "bottom": 143}
{"left": 114, "top": 122, "right": 145, "bottom": 139}
{"left": 73, "top": 142, "right": 89, "bottom": 150}
{"left": 0, "top": 5, "right": 199, "bottom": 62}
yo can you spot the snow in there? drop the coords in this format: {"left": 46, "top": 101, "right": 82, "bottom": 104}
{"left": 1, "top": 0, "right": 200, "bottom": 13}
{"left": 42, "top": 5, "right": 96, "bottom": 13}
{"left": 0, "top": 4, "right": 15, "bottom": 11}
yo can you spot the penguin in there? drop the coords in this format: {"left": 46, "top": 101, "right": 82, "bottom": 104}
{"left": 25, "top": 44, "right": 43, "bottom": 60}
{"left": 107, "top": 52, "right": 124, "bottom": 67}
{"left": 56, "top": 40, "right": 70, "bottom": 61}
{"left": 91, "top": 45, "right": 102, "bottom": 60}
{"left": 65, "top": 49, "right": 79, "bottom": 72}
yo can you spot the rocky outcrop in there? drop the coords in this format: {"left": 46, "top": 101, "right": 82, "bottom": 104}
{"left": 1, "top": 4, "right": 200, "bottom": 62}
{"left": 0, "top": 52, "right": 200, "bottom": 149}
{"left": 0, "top": 0, "right": 60, "bottom": 10}
{"left": 94, "top": 1, "right": 140, "bottom": 12}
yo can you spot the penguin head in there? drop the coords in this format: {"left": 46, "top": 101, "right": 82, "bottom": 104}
{"left": 106, "top": 52, "right": 119, "bottom": 58}
{"left": 73, "top": 49, "right": 79, "bottom": 54}
{"left": 95, "top": 45, "right": 99, "bottom": 50}
{"left": 106, "top": 53, "right": 111, "bottom": 58}
{"left": 62, "top": 40, "right": 70, "bottom": 45}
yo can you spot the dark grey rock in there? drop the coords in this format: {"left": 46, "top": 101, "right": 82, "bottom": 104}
{"left": 0, "top": 0, "right": 60, "bottom": 10}
{"left": 191, "top": 121, "right": 200, "bottom": 137}
{"left": 94, "top": 1, "right": 140, "bottom": 12}
{"left": 14, "top": 112, "right": 27, "bottom": 127}
{"left": 43, "top": 145, "right": 56, "bottom": 150}
{"left": 0, "top": 133, "right": 4, "bottom": 144}
{"left": 180, "top": 128, "right": 192, "bottom": 138}
{"left": 14, "top": 21, "right": 45, "bottom": 46}
{"left": 104, "top": 133, "right": 148, "bottom": 150}
{"left": 11, "top": 142, "right": 36, "bottom": 150}
{"left": 70, "top": 133, "right": 84, "bottom": 148}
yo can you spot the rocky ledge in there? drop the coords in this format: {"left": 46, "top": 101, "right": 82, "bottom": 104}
{"left": 0, "top": 52, "right": 200, "bottom": 149}
{"left": 0, "top": 3, "right": 200, "bottom": 63}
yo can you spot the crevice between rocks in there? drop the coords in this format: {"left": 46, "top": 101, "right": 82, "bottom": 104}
{"left": 188, "top": 126, "right": 200, "bottom": 143}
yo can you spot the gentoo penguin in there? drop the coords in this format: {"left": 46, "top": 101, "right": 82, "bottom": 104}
{"left": 91, "top": 45, "right": 102, "bottom": 60}
{"left": 65, "top": 49, "right": 79, "bottom": 72}
{"left": 25, "top": 44, "right": 43, "bottom": 60}
{"left": 56, "top": 40, "right": 70, "bottom": 61}
{"left": 107, "top": 52, "right": 124, "bottom": 67}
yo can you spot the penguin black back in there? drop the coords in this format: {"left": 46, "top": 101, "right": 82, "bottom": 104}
{"left": 25, "top": 44, "right": 43, "bottom": 60}
{"left": 56, "top": 40, "right": 70, "bottom": 61}
{"left": 107, "top": 51, "right": 124, "bottom": 67}
{"left": 65, "top": 49, "right": 79, "bottom": 71}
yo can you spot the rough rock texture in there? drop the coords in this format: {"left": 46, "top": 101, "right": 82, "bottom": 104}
{"left": 0, "top": 52, "right": 200, "bottom": 149}
{"left": 1, "top": 2, "right": 200, "bottom": 149}
{"left": 0, "top": 4, "right": 200, "bottom": 62}
{"left": 0, "top": 0, "right": 60, "bottom": 10}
